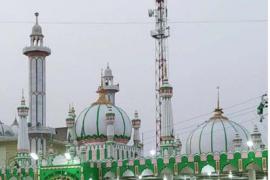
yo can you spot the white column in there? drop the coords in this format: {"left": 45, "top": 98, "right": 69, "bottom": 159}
{"left": 248, "top": 169, "right": 256, "bottom": 180}
{"left": 31, "top": 138, "right": 36, "bottom": 153}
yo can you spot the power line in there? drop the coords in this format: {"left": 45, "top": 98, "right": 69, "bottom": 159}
{"left": 142, "top": 108, "right": 260, "bottom": 143}
{"left": 142, "top": 96, "right": 261, "bottom": 135}
{"left": 143, "top": 115, "right": 265, "bottom": 149}
{"left": 0, "top": 19, "right": 267, "bottom": 25}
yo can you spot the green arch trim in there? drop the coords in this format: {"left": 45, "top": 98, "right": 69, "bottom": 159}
{"left": 210, "top": 120, "right": 216, "bottom": 152}
{"left": 220, "top": 119, "right": 228, "bottom": 152}
{"left": 114, "top": 106, "right": 126, "bottom": 135}
{"left": 96, "top": 105, "right": 101, "bottom": 136}
{"left": 199, "top": 122, "right": 209, "bottom": 153}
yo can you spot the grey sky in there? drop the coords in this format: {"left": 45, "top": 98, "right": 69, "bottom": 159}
{"left": 0, "top": 0, "right": 267, "bottom": 153}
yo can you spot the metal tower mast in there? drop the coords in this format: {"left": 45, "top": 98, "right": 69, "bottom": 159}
{"left": 149, "top": 0, "right": 170, "bottom": 153}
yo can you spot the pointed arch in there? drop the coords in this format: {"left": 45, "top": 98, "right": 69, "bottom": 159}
{"left": 104, "top": 171, "right": 115, "bottom": 179}
{"left": 201, "top": 164, "right": 215, "bottom": 175}
{"left": 222, "top": 163, "right": 237, "bottom": 173}
{"left": 180, "top": 166, "right": 194, "bottom": 175}
{"left": 122, "top": 169, "right": 135, "bottom": 177}
{"left": 141, "top": 168, "right": 154, "bottom": 177}
{"left": 246, "top": 162, "right": 261, "bottom": 171}
{"left": 160, "top": 167, "right": 173, "bottom": 179}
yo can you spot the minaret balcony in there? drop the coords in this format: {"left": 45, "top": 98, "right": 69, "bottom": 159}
{"left": 23, "top": 46, "right": 51, "bottom": 56}
{"left": 28, "top": 126, "right": 55, "bottom": 135}
{"left": 106, "top": 119, "right": 115, "bottom": 125}
{"left": 103, "top": 85, "right": 119, "bottom": 92}
{"left": 132, "top": 119, "right": 141, "bottom": 128}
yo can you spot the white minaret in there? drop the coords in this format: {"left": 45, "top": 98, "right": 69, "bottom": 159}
{"left": 103, "top": 64, "right": 119, "bottom": 105}
{"left": 16, "top": 93, "right": 31, "bottom": 167}
{"left": 23, "top": 12, "right": 51, "bottom": 156}
{"left": 105, "top": 106, "right": 115, "bottom": 142}
{"left": 233, "top": 133, "right": 243, "bottom": 151}
{"left": 160, "top": 78, "right": 175, "bottom": 156}
{"left": 132, "top": 111, "right": 141, "bottom": 146}
{"left": 66, "top": 106, "right": 76, "bottom": 144}
{"left": 23, "top": 12, "right": 50, "bottom": 127}
{"left": 250, "top": 125, "right": 264, "bottom": 150}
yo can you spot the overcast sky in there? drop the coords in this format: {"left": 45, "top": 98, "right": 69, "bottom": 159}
{"left": 0, "top": 0, "right": 267, "bottom": 154}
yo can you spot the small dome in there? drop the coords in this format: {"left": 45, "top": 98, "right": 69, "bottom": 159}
{"left": 186, "top": 108, "right": 250, "bottom": 154}
{"left": 31, "top": 12, "right": 42, "bottom": 36}
{"left": 104, "top": 65, "right": 113, "bottom": 77}
{"left": 32, "top": 24, "right": 42, "bottom": 35}
{"left": 75, "top": 103, "right": 132, "bottom": 144}
{"left": 11, "top": 118, "right": 19, "bottom": 136}
{"left": 0, "top": 121, "right": 15, "bottom": 137}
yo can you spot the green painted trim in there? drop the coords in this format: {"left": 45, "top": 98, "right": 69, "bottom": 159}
{"left": 114, "top": 106, "right": 126, "bottom": 135}
{"left": 199, "top": 122, "right": 209, "bottom": 154}
{"left": 220, "top": 119, "right": 228, "bottom": 152}
{"left": 89, "top": 150, "right": 92, "bottom": 160}
{"left": 96, "top": 105, "right": 101, "bottom": 136}
{"left": 210, "top": 120, "right": 216, "bottom": 152}
{"left": 81, "top": 106, "right": 93, "bottom": 137}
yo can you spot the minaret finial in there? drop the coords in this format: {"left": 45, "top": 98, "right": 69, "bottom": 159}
{"left": 134, "top": 110, "right": 139, "bottom": 119}
{"left": 21, "top": 89, "right": 25, "bottom": 105}
{"left": 164, "top": 64, "right": 168, "bottom": 80}
{"left": 34, "top": 12, "right": 39, "bottom": 24}
{"left": 101, "top": 69, "right": 104, "bottom": 87}
{"left": 68, "top": 104, "right": 71, "bottom": 112}
{"left": 217, "top": 86, "right": 220, "bottom": 109}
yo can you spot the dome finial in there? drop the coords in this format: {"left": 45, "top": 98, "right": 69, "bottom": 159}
{"left": 107, "top": 62, "right": 110, "bottom": 69}
{"left": 34, "top": 12, "right": 39, "bottom": 24}
{"left": 217, "top": 86, "right": 220, "bottom": 109}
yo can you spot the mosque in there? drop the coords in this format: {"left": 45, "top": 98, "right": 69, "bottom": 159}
{"left": 0, "top": 12, "right": 268, "bottom": 180}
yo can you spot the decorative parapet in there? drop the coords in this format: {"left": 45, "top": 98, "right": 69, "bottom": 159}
{"left": 0, "top": 150, "right": 267, "bottom": 179}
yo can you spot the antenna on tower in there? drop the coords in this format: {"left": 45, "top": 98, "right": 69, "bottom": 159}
{"left": 149, "top": 0, "right": 170, "bottom": 153}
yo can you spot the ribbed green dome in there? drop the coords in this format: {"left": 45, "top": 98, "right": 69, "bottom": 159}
{"left": 75, "top": 104, "right": 132, "bottom": 143}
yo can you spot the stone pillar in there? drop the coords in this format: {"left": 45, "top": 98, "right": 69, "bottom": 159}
{"left": 248, "top": 169, "right": 256, "bottom": 180}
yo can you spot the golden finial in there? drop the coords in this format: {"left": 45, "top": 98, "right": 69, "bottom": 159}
{"left": 92, "top": 69, "right": 111, "bottom": 105}
{"left": 93, "top": 88, "right": 111, "bottom": 105}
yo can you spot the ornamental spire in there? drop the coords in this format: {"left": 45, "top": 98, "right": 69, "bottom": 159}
{"left": 213, "top": 86, "right": 224, "bottom": 117}
{"left": 35, "top": 12, "right": 39, "bottom": 25}
{"left": 100, "top": 69, "right": 104, "bottom": 87}
{"left": 21, "top": 89, "right": 25, "bottom": 106}
{"left": 217, "top": 86, "right": 220, "bottom": 109}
